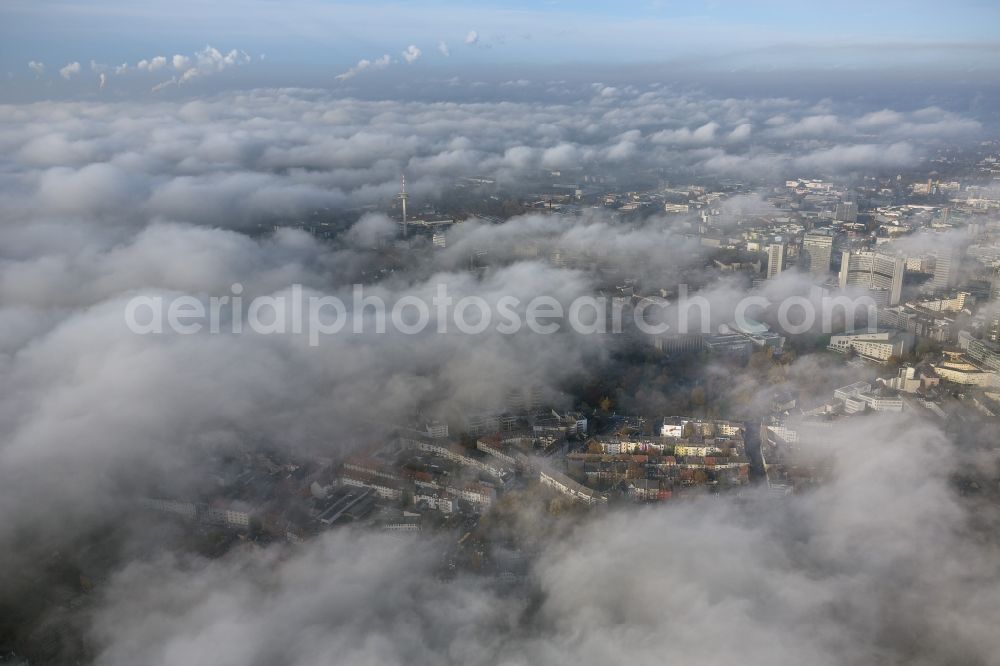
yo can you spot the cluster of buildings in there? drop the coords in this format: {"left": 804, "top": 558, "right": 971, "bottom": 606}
{"left": 562, "top": 418, "right": 750, "bottom": 502}
{"left": 828, "top": 380, "right": 904, "bottom": 414}
{"left": 138, "top": 433, "right": 511, "bottom": 545}
{"left": 763, "top": 341, "right": 1000, "bottom": 496}
{"left": 149, "top": 159, "right": 1000, "bottom": 558}
{"left": 495, "top": 170, "right": 1000, "bottom": 383}
{"left": 652, "top": 318, "right": 786, "bottom": 361}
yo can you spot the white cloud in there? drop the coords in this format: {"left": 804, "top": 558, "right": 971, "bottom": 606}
{"left": 27, "top": 61, "right": 44, "bottom": 76}
{"left": 793, "top": 141, "right": 918, "bottom": 171}
{"left": 438, "top": 41, "right": 450, "bottom": 57}
{"left": 151, "top": 78, "right": 177, "bottom": 92}
{"left": 541, "top": 143, "right": 582, "bottom": 168}
{"left": 335, "top": 54, "right": 392, "bottom": 81}
{"left": 58, "top": 61, "right": 81, "bottom": 79}
{"left": 137, "top": 56, "right": 167, "bottom": 72}
{"left": 191, "top": 45, "right": 250, "bottom": 73}
{"left": 401, "top": 45, "right": 421, "bottom": 64}
{"left": 769, "top": 113, "right": 842, "bottom": 138}
{"left": 134, "top": 47, "right": 251, "bottom": 89}
{"left": 728, "top": 123, "right": 752, "bottom": 142}
{"left": 465, "top": 30, "right": 479, "bottom": 45}
{"left": 857, "top": 109, "right": 904, "bottom": 127}
{"left": 650, "top": 121, "right": 719, "bottom": 145}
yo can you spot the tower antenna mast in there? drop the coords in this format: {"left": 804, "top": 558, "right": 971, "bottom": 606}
{"left": 398, "top": 174, "right": 408, "bottom": 238}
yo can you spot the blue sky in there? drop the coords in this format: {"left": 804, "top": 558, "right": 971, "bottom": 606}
{"left": 3, "top": 0, "right": 999, "bottom": 95}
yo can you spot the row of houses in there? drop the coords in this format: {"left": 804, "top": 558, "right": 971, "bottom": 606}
{"left": 341, "top": 462, "right": 497, "bottom": 510}
{"left": 399, "top": 437, "right": 514, "bottom": 481}
{"left": 567, "top": 451, "right": 750, "bottom": 490}
{"left": 660, "top": 417, "right": 744, "bottom": 439}
{"left": 462, "top": 408, "right": 588, "bottom": 438}
{"left": 138, "top": 497, "right": 254, "bottom": 530}
{"left": 538, "top": 467, "right": 607, "bottom": 505}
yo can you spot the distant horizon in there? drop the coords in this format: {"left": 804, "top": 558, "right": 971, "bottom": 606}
{"left": 7, "top": 61, "right": 1000, "bottom": 111}
{"left": 5, "top": 0, "right": 1000, "bottom": 102}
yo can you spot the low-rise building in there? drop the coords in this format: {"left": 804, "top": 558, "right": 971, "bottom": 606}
{"left": 446, "top": 481, "right": 496, "bottom": 507}
{"left": 205, "top": 499, "right": 253, "bottom": 530}
{"left": 880, "top": 365, "right": 939, "bottom": 393}
{"left": 341, "top": 472, "right": 403, "bottom": 500}
{"left": 828, "top": 330, "right": 913, "bottom": 363}
{"left": 628, "top": 479, "right": 671, "bottom": 502}
{"left": 660, "top": 417, "right": 743, "bottom": 439}
{"left": 414, "top": 490, "right": 454, "bottom": 514}
{"left": 539, "top": 468, "right": 606, "bottom": 505}
{"left": 932, "top": 358, "right": 999, "bottom": 387}
{"left": 401, "top": 437, "right": 513, "bottom": 480}
{"left": 138, "top": 497, "right": 197, "bottom": 520}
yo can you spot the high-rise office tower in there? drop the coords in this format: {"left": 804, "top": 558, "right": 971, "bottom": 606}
{"left": 801, "top": 231, "right": 834, "bottom": 278}
{"left": 839, "top": 250, "right": 905, "bottom": 306}
{"left": 767, "top": 243, "right": 786, "bottom": 280}
{"left": 930, "top": 248, "right": 960, "bottom": 292}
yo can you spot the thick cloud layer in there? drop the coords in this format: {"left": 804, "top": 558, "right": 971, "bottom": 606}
{"left": 0, "top": 87, "right": 986, "bottom": 234}
{"left": 86, "top": 414, "right": 1000, "bottom": 666}
{"left": 0, "top": 83, "right": 997, "bottom": 664}
{"left": 0, "top": 85, "right": 986, "bottom": 537}
{"left": 0, "top": 223, "right": 619, "bottom": 539}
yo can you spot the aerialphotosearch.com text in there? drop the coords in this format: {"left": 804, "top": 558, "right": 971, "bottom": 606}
{"left": 124, "top": 283, "right": 879, "bottom": 346}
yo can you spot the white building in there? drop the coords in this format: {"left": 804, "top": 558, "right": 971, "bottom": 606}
{"left": 801, "top": 231, "right": 834, "bottom": 277}
{"left": 446, "top": 482, "right": 495, "bottom": 507}
{"left": 402, "top": 438, "right": 513, "bottom": 480}
{"left": 205, "top": 500, "right": 253, "bottom": 529}
{"left": 539, "top": 468, "right": 606, "bottom": 505}
{"left": 931, "top": 359, "right": 999, "bottom": 387}
{"left": 930, "top": 248, "right": 960, "bottom": 292}
{"left": 767, "top": 242, "right": 786, "bottom": 279}
{"left": 833, "top": 381, "right": 904, "bottom": 413}
{"left": 839, "top": 251, "right": 905, "bottom": 306}
{"left": 342, "top": 474, "right": 403, "bottom": 500}
{"left": 415, "top": 491, "right": 454, "bottom": 514}
{"left": 828, "top": 331, "right": 912, "bottom": 363}
{"left": 425, "top": 422, "right": 449, "bottom": 439}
